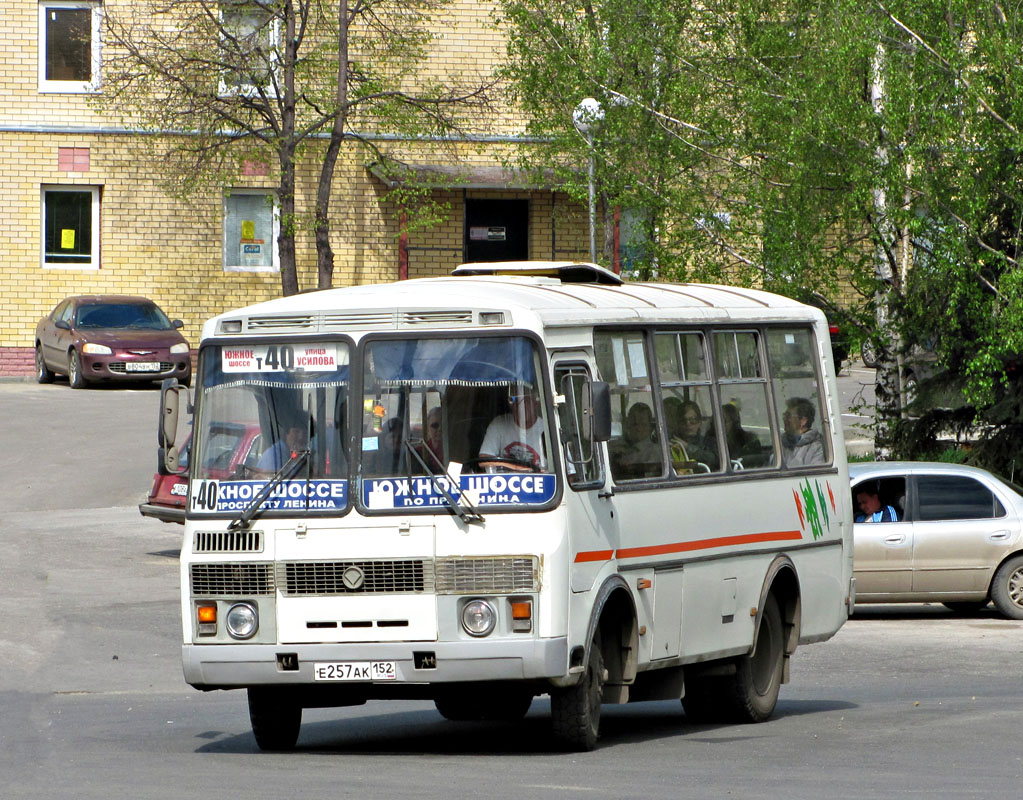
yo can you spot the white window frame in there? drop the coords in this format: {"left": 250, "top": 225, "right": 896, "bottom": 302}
{"left": 218, "top": 1, "right": 280, "bottom": 99}
{"left": 223, "top": 189, "right": 280, "bottom": 272}
{"left": 38, "top": 1, "right": 102, "bottom": 94}
{"left": 41, "top": 185, "right": 101, "bottom": 270}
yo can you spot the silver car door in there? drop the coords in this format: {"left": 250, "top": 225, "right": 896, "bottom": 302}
{"left": 852, "top": 478, "right": 913, "bottom": 595}
{"left": 912, "top": 473, "right": 1015, "bottom": 594}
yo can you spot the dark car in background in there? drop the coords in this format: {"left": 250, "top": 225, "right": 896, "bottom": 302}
{"left": 35, "top": 295, "right": 191, "bottom": 389}
{"left": 804, "top": 295, "right": 851, "bottom": 372}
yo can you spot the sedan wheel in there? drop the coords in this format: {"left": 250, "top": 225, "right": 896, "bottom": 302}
{"left": 991, "top": 555, "right": 1023, "bottom": 620}
{"left": 68, "top": 350, "right": 88, "bottom": 389}
{"left": 36, "top": 345, "right": 55, "bottom": 384}
{"left": 860, "top": 338, "right": 878, "bottom": 368}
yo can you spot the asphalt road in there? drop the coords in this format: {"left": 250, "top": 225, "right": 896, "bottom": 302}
{"left": 3, "top": 379, "right": 1021, "bottom": 800}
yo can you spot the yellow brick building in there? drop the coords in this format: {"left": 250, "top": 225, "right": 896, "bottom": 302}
{"left": 1, "top": 0, "right": 596, "bottom": 377}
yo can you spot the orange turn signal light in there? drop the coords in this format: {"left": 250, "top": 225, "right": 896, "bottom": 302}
{"left": 511, "top": 601, "right": 532, "bottom": 620}
{"left": 197, "top": 605, "right": 217, "bottom": 624}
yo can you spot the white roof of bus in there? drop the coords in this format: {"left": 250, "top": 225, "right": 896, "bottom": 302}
{"left": 201, "top": 262, "right": 822, "bottom": 339}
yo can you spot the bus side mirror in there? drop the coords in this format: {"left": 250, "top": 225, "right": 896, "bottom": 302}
{"left": 158, "top": 378, "right": 190, "bottom": 475}
{"left": 590, "top": 380, "right": 612, "bottom": 442}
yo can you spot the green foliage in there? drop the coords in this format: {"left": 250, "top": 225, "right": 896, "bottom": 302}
{"left": 498, "top": 0, "right": 1023, "bottom": 460}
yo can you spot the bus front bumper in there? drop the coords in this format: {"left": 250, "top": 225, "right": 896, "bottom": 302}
{"left": 183, "top": 637, "right": 568, "bottom": 689}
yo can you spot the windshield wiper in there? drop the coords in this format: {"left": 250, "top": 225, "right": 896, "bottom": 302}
{"left": 403, "top": 441, "right": 484, "bottom": 524}
{"left": 228, "top": 449, "right": 310, "bottom": 530}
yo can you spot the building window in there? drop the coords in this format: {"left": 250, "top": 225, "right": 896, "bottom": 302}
{"left": 224, "top": 191, "right": 278, "bottom": 271}
{"left": 42, "top": 186, "right": 100, "bottom": 269}
{"left": 219, "top": 1, "right": 279, "bottom": 97}
{"left": 38, "top": 2, "right": 101, "bottom": 93}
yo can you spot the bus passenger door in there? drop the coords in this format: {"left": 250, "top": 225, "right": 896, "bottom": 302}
{"left": 554, "top": 360, "right": 619, "bottom": 593}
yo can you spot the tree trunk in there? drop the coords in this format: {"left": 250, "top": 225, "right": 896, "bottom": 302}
{"left": 278, "top": 146, "right": 299, "bottom": 297}
{"left": 313, "top": 0, "right": 350, "bottom": 290}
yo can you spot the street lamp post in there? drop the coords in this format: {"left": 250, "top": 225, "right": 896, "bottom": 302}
{"left": 573, "top": 98, "right": 603, "bottom": 263}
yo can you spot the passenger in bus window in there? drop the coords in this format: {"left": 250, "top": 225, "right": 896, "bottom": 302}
{"left": 478, "top": 384, "right": 547, "bottom": 470}
{"left": 782, "top": 397, "right": 826, "bottom": 466}
{"left": 722, "top": 403, "right": 757, "bottom": 455}
{"left": 610, "top": 402, "right": 661, "bottom": 479}
{"left": 666, "top": 398, "right": 716, "bottom": 472}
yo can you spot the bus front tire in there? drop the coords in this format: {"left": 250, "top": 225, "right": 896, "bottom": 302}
{"left": 551, "top": 635, "right": 604, "bottom": 751}
{"left": 247, "top": 688, "right": 302, "bottom": 751}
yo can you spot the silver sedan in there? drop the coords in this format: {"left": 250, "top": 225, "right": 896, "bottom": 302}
{"left": 850, "top": 461, "right": 1023, "bottom": 618}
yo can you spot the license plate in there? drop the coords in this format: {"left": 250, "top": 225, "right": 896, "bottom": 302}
{"left": 313, "top": 661, "right": 397, "bottom": 682}
{"left": 125, "top": 361, "right": 160, "bottom": 372}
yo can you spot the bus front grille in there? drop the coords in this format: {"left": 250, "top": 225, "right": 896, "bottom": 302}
{"left": 190, "top": 562, "right": 275, "bottom": 596}
{"left": 435, "top": 557, "right": 538, "bottom": 594}
{"left": 193, "top": 530, "right": 264, "bottom": 553}
{"left": 278, "top": 559, "right": 435, "bottom": 596}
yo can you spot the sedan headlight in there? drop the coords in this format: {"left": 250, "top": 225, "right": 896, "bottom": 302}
{"left": 461, "top": 599, "right": 496, "bottom": 637}
{"left": 170, "top": 343, "right": 190, "bottom": 354}
{"left": 225, "top": 602, "right": 258, "bottom": 639}
{"left": 82, "top": 343, "right": 112, "bottom": 355}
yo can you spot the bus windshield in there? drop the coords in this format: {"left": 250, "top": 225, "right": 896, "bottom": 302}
{"left": 360, "top": 335, "right": 553, "bottom": 480}
{"left": 193, "top": 341, "right": 350, "bottom": 492}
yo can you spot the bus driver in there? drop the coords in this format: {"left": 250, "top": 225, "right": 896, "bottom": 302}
{"left": 478, "top": 384, "right": 546, "bottom": 471}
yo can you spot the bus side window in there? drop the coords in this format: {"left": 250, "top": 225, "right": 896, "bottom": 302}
{"left": 594, "top": 330, "right": 666, "bottom": 482}
{"left": 712, "top": 330, "right": 778, "bottom": 471}
{"left": 765, "top": 328, "right": 831, "bottom": 468}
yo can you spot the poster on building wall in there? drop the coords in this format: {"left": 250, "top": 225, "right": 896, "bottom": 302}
{"left": 239, "top": 219, "right": 265, "bottom": 267}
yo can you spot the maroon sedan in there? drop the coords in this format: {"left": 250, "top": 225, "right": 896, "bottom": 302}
{"left": 35, "top": 295, "right": 191, "bottom": 388}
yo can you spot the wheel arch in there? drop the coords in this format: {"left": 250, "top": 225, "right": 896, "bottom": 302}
{"left": 581, "top": 574, "right": 639, "bottom": 693}
{"left": 755, "top": 555, "right": 801, "bottom": 664}
{"left": 988, "top": 549, "right": 1023, "bottom": 596}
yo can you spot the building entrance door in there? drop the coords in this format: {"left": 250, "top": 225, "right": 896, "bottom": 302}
{"left": 464, "top": 199, "right": 528, "bottom": 262}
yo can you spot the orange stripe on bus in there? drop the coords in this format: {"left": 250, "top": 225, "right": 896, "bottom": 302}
{"left": 574, "top": 530, "right": 803, "bottom": 563}
{"left": 616, "top": 530, "right": 803, "bottom": 560}
{"left": 574, "top": 549, "right": 615, "bottom": 563}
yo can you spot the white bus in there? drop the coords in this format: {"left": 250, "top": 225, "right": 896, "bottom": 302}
{"left": 158, "top": 261, "right": 853, "bottom": 751}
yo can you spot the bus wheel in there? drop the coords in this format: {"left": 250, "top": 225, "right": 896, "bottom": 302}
{"left": 435, "top": 691, "right": 533, "bottom": 722}
{"left": 727, "top": 594, "right": 784, "bottom": 722}
{"left": 551, "top": 634, "right": 604, "bottom": 751}
{"left": 247, "top": 688, "right": 302, "bottom": 751}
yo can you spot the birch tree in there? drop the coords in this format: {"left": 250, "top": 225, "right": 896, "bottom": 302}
{"left": 498, "top": 0, "right": 1023, "bottom": 465}
{"left": 98, "top": 0, "right": 493, "bottom": 295}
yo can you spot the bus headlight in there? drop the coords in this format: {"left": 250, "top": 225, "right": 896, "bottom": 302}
{"left": 225, "top": 602, "right": 258, "bottom": 639}
{"left": 461, "top": 599, "right": 496, "bottom": 637}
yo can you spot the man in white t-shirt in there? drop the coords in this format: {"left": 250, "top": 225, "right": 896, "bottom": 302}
{"left": 478, "top": 384, "right": 546, "bottom": 470}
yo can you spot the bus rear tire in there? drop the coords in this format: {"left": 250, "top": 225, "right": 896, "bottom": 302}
{"left": 551, "top": 634, "right": 604, "bottom": 751}
{"left": 726, "top": 594, "right": 784, "bottom": 722}
{"left": 247, "top": 688, "right": 302, "bottom": 751}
